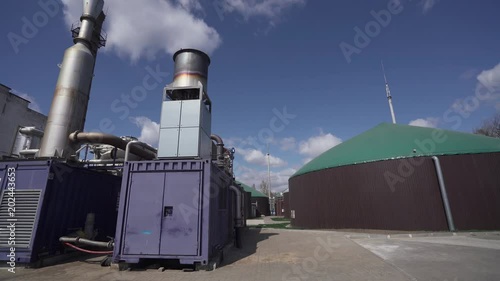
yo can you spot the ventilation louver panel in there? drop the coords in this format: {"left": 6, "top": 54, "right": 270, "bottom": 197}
{"left": 0, "top": 190, "right": 42, "bottom": 248}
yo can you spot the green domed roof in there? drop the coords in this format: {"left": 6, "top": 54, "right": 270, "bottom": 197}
{"left": 292, "top": 123, "right": 500, "bottom": 178}
{"left": 235, "top": 181, "right": 268, "bottom": 198}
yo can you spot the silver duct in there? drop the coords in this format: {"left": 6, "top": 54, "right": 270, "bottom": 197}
{"left": 39, "top": 0, "right": 106, "bottom": 158}
{"left": 69, "top": 131, "right": 157, "bottom": 160}
{"left": 210, "top": 134, "right": 225, "bottom": 166}
{"left": 230, "top": 185, "right": 244, "bottom": 228}
{"left": 432, "top": 156, "right": 456, "bottom": 232}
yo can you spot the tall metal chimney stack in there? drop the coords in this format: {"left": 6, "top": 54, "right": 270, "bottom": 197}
{"left": 39, "top": 0, "right": 106, "bottom": 158}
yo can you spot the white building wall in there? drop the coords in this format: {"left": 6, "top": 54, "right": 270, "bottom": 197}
{"left": 0, "top": 84, "right": 47, "bottom": 158}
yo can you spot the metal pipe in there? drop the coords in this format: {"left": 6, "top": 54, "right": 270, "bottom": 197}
{"left": 75, "top": 144, "right": 89, "bottom": 154}
{"left": 63, "top": 242, "right": 113, "bottom": 255}
{"left": 84, "top": 213, "right": 95, "bottom": 239}
{"left": 39, "top": 0, "right": 105, "bottom": 158}
{"left": 229, "top": 185, "right": 244, "bottom": 227}
{"left": 211, "top": 134, "right": 224, "bottom": 166}
{"left": 19, "top": 127, "right": 44, "bottom": 137}
{"left": 19, "top": 149, "right": 39, "bottom": 158}
{"left": 125, "top": 141, "right": 157, "bottom": 162}
{"left": 69, "top": 131, "right": 156, "bottom": 160}
{"left": 59, "top": 236, "right": 114, "bottom": 249}
{"left": 83, "top": 159, "right": 124, "bottom": 164}
{"left": 432, "top": 156, "right": 456, "bottom": 231}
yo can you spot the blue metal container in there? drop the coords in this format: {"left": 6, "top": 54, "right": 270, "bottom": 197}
{"left": 113, "top": 159, "right": 233, "bottom": 267}
{"left": 0, "top": 160, "right": 121, "bottom": 263}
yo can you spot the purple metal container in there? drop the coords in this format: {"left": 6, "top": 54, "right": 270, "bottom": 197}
{"left": 0, "top": 160, "right": 121, "bottom": 263}
{"left": 113, "top": 159, "right": 233, "bottom": 267}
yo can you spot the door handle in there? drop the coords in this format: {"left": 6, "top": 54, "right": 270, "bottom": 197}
{"left": 164, "top": 206, "right": 173, "bottom": 217}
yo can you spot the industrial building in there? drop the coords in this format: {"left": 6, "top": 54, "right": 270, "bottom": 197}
{"left": 274, "top": 192, "right": 290, "bottom": 217}
{"left": 289, "top": 123, "right": 500, "bottom": 231}
{"left": 113, "top": 48, "right": 246, "bottom": 268}
{"left": 282, "top": 192, "right": 290, "bottom": 218}
{"left": 0, "top": 84, "right": 47, "bottom": 158}
{"left": 274, "top": 195, "right": 284, "bottom": 216}
{"left": 236, "top": 181, "right": 270, "bottom": 217}
{"left": 0, "top": 0, "right": 246, "bottom": 270}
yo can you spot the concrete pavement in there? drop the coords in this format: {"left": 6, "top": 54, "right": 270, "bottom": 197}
{"left": 0, "top": 228, "right": 498, "bottom": 281}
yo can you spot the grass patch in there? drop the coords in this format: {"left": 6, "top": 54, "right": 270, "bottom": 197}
{"left": 250, "top": 223, "right": 290, "bottom": 229}
{"left": 271, "top": 217, "right": 291, "bottom": 222}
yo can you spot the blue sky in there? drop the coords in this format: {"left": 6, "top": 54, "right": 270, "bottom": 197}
{"left": 1, "top": 0, "right": 499, "bottom": 192}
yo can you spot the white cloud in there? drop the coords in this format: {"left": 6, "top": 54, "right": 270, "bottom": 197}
{"left": 225, "top": 136, "right": 286, "bottom": 166}
{"left": 177, "top": 0, "right": 203, "bottom": 12}
{"left": 462, "top": 62, "right": 500, "bottom": 110}
{"left": 220, "top": 0, "right": 306, "bottom": 21}
{"left": 298, "top": 132, "right": 342, "bottom": 160}
{"left": 420, "top": 0, "right": 440, "bottom": 14}
{"left": 235, "top": 165, "right": 296, "bottom": 193}
{"left": 409, "top": 118, "right": 439, "bottom": 128}
{"left": 11, "top": 90, "right": 42, "bottom": 113}
{"left": 477, "top": 63, "right": 500, "bottom": 93}
{"left": 61, "top": 0, "right": 221, "bottom": 62}
{"left": 279, "top": 137, "right": 296, "bottom": 151}
{"left": 459, "top": 68, "right": 479, "bottom": 80}
{"left": 239, "top": 148, "right": 287, "bottom": 167}
{"left": 130, "top": 116, "right": 159, "bottom": 147}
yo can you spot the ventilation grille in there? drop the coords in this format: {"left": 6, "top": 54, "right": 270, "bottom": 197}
{"left": 0, "top": 189, "right": 42, "bottom": 249}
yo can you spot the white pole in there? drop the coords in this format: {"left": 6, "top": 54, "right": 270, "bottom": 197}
{"left": 267, "top": 143, "right": 272, "bottom": 215}
{"left": 381, "top": 61, "right": 397, "bottom": 124}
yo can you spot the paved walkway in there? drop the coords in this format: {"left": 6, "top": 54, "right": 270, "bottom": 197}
{"left": 0, "top": 229, "right": 499, "bottom": 281}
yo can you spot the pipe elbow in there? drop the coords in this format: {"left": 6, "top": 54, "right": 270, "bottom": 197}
{"left": 68, "top": 131, "right": 81, "bottom": 143}
{"left": 210, "top": 134, "right": 224, "bottom": 146}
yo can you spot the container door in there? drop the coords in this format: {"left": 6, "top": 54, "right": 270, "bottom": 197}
{"left": 123, "top": 172, "right": 164, "bottom": 255}
{"left": 160, "top": 171, "right": 201, "bottom": 256}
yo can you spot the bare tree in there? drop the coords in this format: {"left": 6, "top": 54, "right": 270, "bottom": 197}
{"left": 259, "top": 180, "right": 269, "bottom": 196}
{"left": 473, "top": 113, "right": 500, "bottom": 138}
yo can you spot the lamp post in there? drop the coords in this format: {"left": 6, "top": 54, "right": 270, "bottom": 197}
{"left": 266, "top": 148, "right": 272, "bottom": 216}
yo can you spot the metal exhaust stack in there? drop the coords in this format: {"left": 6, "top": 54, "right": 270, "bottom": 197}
{"left": 39, "top": 0, "right": 106, "bottom": 158}
{"left": 172, "top": 48, "right": 211, "bottom": 92}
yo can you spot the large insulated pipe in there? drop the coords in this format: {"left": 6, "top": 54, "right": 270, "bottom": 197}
{"left": 124, "top": 141, "right": 157, "bottom": 162}
{"left": 39, "top": 0, "right": 105, "bottom": 158}
{"left": 19, "top": 127, "right": 44, "bottom": 138}
{"left": 211, "top": 134, "right": 225, "bottom": 166}
{"left": 84, "top": 213, "right": 95, "bottom": 239}
{"left": 69, "top": 131, "right": 157, "bottom": 160}
{"left": 230, "top": 185, "right": 244, "bottom": 227}
{"left": 432, "top": 156, "right": 456, "bottom": 231}
{"left": 172, "top": 49, "right": 211, "bottom": 92}
{"left": 59, "top": 236, "right": 113, "bottom": 249}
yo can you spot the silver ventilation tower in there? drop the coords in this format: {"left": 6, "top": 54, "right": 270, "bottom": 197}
{"left": 39, "top": 0, "right": 106, "bottom": 158}
{"left": 157, "top": 49, "right": 212, "bottom": 159}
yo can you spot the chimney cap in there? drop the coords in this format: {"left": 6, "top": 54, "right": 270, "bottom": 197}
{"left": 173, "top": 49, "right": 211, "bottom": 65}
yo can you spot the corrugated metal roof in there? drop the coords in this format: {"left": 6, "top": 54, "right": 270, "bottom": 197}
{"left": 235, "top": 181, "right": 268, "bottom": 198}
{"left": 292, "top": 123, "right": 500, "bottom": 178}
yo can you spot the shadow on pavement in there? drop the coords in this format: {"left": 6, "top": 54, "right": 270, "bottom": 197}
{"left": 219, "top": 227, "right": 279, "bottom": 268}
